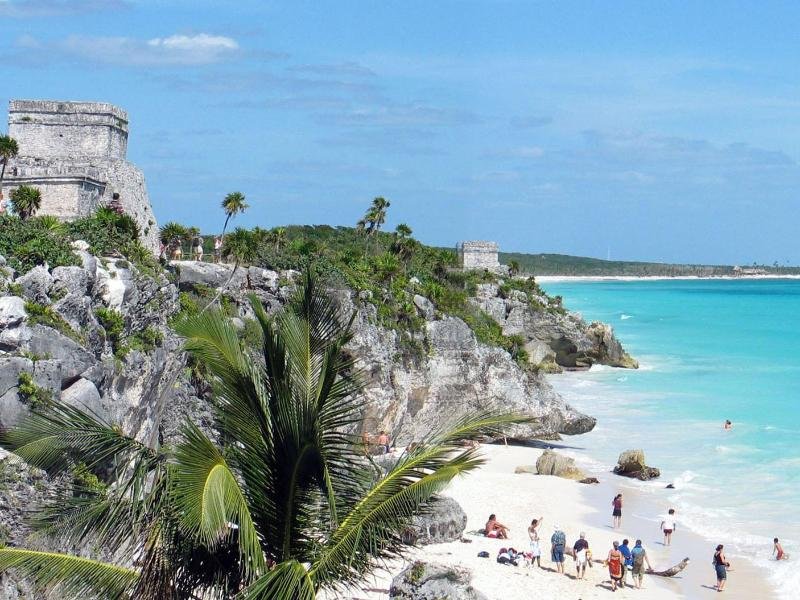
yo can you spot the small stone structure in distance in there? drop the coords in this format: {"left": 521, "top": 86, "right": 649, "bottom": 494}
{"left": 457, "top": 240, "right": 503, "bottom": 273}
{"left": 6, "top": 99, "right": 159, "bottom": 252}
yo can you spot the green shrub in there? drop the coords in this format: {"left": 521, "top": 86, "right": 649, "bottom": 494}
{"left": 24, "top": 301, "right": 83, "bottom": 343}
{"left": 0, "top": 215, "right": 79, "bottom": 272}
{"left": 95, "top": 307, "right": 125, "bottom": 350}
{"left": 17, "top": 372, "right": 53, "bottom": 410}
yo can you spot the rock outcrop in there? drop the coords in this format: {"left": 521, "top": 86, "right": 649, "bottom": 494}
{"left": 390, "top": 561, "right": 488, "bottom": 600}
{"left": 613, "top": 449, "right": 660, "bottom": 480}
{"left": 403, "top": 497, "right": 467, "bottom": 545}
{"left": 533, "top": 449, "right": 586, "bottom": 480}
{"left": 471, "top": 281, "right": 638, "bottom": 371}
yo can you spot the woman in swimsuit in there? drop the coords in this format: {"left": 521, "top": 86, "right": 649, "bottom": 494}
{"left": 527, "top": 517, "right": 543, "bottom": 567}
{"left": 485, "top": 514, "right": 509, "bottom": 539}
{"left": 714, "top": 544, "right": 730, "bottom": 592}
{"left": 612, "top": 493, "right": 623, "bottom": 529}
{"left": 607, "top": 541, "right": 624, "bottom": 591}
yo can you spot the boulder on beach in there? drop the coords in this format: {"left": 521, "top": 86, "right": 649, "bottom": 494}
{"left": 390, "top": 561, "right": 488, "bottom": 600}
{"left": 579, "top": 477, "right": 600, "bottom": 484}
{"left": 613, "top": 449, "right": 660, "bottom": 481}
{"left": 534, "top": 449, "right": 586, "bottom": 480}
{"left": 402, "top": 496, "right": 467, "bottom": 545}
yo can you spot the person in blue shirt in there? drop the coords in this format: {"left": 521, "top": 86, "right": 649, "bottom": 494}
{"left": 619, "top": 538, "right": 633, "bottom": 587}
{"left": 630, "top": 540, "right": 653, "bottom": 589}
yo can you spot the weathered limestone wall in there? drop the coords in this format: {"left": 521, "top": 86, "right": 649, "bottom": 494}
{"left": 457, "top": 240, "right": 500, "bottom": 271}
{"left": 6, "top": 100, "right": 158, "bottom": 252}
{"left": 9, "top": 100, "right": 128, "bottom": 160}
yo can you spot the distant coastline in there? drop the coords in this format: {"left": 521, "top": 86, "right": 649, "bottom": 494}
{"left": 536, "top": 274, "right": 800, "bottom": 283}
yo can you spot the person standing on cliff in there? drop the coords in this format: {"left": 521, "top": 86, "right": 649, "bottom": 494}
{"left": 214, "top": 236, "right": 223, "bottom": 263}
{"left": 612, "top": 493, "right": 623, "bottom": 528}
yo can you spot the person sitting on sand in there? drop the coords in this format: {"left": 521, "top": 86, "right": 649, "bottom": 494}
{"left": 527, "top": 518, "right": 543, "bottom": 567}
{"left": 724, "top": 419, "right": 732, "bottom": 430}
{"left": 607, "top": 541, "right": 624, "bottom": 591}
{"left": 661, "top": 508, "right": 677, "bottom": 546}
{"left": 573, "top": 532, "right": 589, "bottom": 579}
{"left": 630, "top": 540, "right": 653, "bottom": 589}
{"left": 485, "top": 514, "right": 509, "bottom": 539}
{"left": 774, "top": 538, "right": 789, "bottom": 560}
{"left": 612, "top": 493, "right": 623, "bottom": 528}
{"left": 551, "top": 525, "right": 567, "bottom": 574}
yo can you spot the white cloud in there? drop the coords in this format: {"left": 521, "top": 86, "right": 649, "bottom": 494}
{"left": 17, "top": 33, "right": 240, "bottom": 66}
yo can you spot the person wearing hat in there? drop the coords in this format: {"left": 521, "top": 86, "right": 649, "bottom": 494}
{"left": 550, "top": 525, "right": 567, "bottom": 574}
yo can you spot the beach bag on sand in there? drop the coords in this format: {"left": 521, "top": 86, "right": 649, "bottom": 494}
{"left": 478, "top": 551, "right": 490, "bottom": 558}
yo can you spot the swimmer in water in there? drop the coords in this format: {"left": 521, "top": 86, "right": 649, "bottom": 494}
{"left": 774, "top": 538, "right": 789, "bottom": 560}
{"left": 723, "top": 420, "right": 732, "bottom": 430}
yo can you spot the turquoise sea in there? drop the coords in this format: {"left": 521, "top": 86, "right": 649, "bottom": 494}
{"left": 541, "top": 278, "right": 800, "bottom": 597}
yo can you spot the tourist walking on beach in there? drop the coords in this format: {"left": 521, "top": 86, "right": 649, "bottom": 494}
{"left": 630, "top": 540, "right": 652, "bottom": 589}
{"left": 607, "top": 541, "right": 624, "bottom": 591}
{"left": 612, "top": 493, "right": 623, "bottom": 528}
{"left": 619, "top": 538, "right": 633, "bottom": 585}
{"left": 551, "top": 525, "right": 567, "bottom": 574}
{"left": 774, "top": 538, "right": 789, "bottom": 560}
{"left": 713, "top": 544, "right": 730, "bottom": 592}
{"left": 527, "top": 518, "right": 543, "bottom": 567}
{"left": 661, "top": 508, "right": 677, "bottom": 546}
{"left": 573, "top": 532, "right": 589, "bottom": 579}
{"left": 485, "top": 514, "right": 509, "bottom": 539}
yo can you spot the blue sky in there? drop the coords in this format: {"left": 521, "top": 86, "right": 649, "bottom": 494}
{"left": 2, "top": 0, "right": 799, "bottom": 265}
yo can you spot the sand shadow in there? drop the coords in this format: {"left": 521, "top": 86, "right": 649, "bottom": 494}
{"left": 700, "top": 584, "right": 720, "bottom": 591}
{"left": 496, "top": 439, "right": 588, "bottom": 451}
{"left": 595, "top": 582, "right": 616, "bottom": 591}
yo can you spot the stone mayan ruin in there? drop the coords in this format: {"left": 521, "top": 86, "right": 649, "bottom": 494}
{"left": 5, "top": 100, "right": 159, "bottom": 251}
{"left": 457, "top": 240, "right": 501, "bottom": 271}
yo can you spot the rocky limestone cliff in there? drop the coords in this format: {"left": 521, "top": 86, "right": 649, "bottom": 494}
{"left": 471, "top": 281, "right": 638, "bottom": 371}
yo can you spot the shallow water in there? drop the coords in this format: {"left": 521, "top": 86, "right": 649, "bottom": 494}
{"left": 542, "top": 278, "right": 800, "bottom": 598}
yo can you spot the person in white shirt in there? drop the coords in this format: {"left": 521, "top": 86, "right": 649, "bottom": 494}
{"left": 661, "top": 508, "right": 677, "bottom": 546}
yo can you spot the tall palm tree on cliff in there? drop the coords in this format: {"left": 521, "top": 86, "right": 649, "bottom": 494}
{"left": 0, "top": 273, "right": 523, "bottom": 600}
{"left": 0, "top": 135, "right": 19, "bottom": 204}
{"left": 364, "top": 196, "right": 390, "bottom": 236}
{"left": 221, "top": 191, "right": 248, "bottom": 238}
{"left": 10, "top": 185, "right": 41, "bottom": 220}
{"left": 391, "top": 223, "right": 415, "bottom": 263}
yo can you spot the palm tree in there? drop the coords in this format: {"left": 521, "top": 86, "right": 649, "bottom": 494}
{"left": 271, "top": 226, "right": 287, "bottom": 251}
{"left": 364, "top": 196, "right": 390, "bottom": 236}
{"left": 0, "top": 274, "right": 523, "bottom": 599}
{"left": 201, "top": 227, "right": 258, "bottom": 312}
{"left": 392, "top": 223, "right": 415, "bottom": 262}
{"left": 10, "top": 185, "right": 41, "bottom": 220}
{"left": 221, "top": 191, "right": 248, "bottom": 238}
{"left": 159, "top": 222, "right": 189, "bottom": 258}
{"left": 0, "top": 134, "right": 19, "bottom": 203}
{"left": 508, "top": 260, "right": 521, "bottom": 277}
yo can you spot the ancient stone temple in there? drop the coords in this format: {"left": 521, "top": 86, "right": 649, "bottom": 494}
{"left": 457, "top": 240, "right": 501, "bottom": 271}
{"left": 5, "top": 100, "right": 159, "bottom": 251}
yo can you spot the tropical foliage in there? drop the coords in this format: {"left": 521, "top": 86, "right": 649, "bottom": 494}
{"left": 221, "top": 191, "right": 248, "bottom": 237}
{"left": 0, "top": 274, "right": 523, "bottom": 599}
{"left": 10, "top": 185, "right": 42, "bottom": 220}
{"left": 0, "top": 134, "right": 19, "bottom": 200}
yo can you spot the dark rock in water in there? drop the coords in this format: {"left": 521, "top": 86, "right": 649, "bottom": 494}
{"left": 666, "top": 483, "right": 675, "bottom": 489}
{"left": 579, "top": 477, "right": 600, "bottom": 484}
{"left": 390, "top": 561, "right": 488, "bottom": 600}
{"left": 613, "top": 449, "right": 660, "bottom": 481}
{"left": 402, "top": 496, "right": 467, "bottom": 545}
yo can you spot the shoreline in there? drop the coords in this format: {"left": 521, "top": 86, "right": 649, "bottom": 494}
{"left": 348, "top": 444, "right": 774, "bottom": 599}
{"left": 536, "top": 274, "right": 800, "bottom": 283}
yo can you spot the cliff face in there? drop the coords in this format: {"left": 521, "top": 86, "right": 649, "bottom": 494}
{"left": 471, "top": 282, "right": 638, "bottom": 371}
{"left": 0, "top": 254, "right": 625, "bottom": 597}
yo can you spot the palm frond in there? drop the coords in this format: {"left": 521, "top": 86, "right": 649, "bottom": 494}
{"left": 309, "top": 411, "right": 528, "bottom": 589}
{"left": 238, "top": 560, "right": 315, "bottom": 600}
{"left": 0, "top": 402, "right": 156, "bottom": 474}
{"left": 0, "top": 548, "right": 137, "bottom": 599}
{"left": 172, "top": 422, "right": 266, "bottom": 577}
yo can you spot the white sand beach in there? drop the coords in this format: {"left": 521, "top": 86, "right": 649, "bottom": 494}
{"left": 353, "top": 444, "right": 772, "bottom": 599}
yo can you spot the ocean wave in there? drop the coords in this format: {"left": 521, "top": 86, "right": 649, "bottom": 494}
{"left": 620, "top": 314, "right": 633, "bottom": 320}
